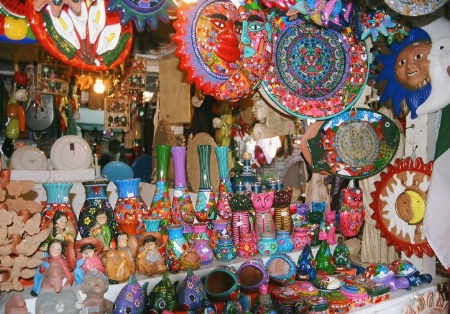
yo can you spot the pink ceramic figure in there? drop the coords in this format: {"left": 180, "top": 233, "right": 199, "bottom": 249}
{"left": 319, "top": 209, "right": 337, "bottom": 245}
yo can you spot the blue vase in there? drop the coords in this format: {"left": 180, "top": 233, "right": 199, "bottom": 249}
{"left": 141, "top": 216, "right": 162, "bottom": 232}
{"left": 258, "top": 232, "right": 278, "bottom": 256}
{"left": 166, "top": 224, "right": 189, "bottom": 258}
{"left": 276, "top": 230, "right": 294, "bottom": 253}
{"left": 213, "top": 236, "right": 237, "bottom": 261}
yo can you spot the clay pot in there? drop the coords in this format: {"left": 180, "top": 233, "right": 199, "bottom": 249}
{"left": 237, "top": 259, "right": 269, "bottom": 292}
{"left": 0, "top": 267, "right": 12, "bottom": 286}
{"left": 204, "top": 266, "right": 239, "bottom": 301}
{"left": 180, "top": 249, "right": 201, "bottom": 271}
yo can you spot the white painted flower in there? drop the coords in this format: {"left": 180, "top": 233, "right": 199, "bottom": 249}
{"left": 96, "top": 24, "right": 121, "bottom": 55}
{"left": 68, "top": 1, "right": 88, "bottom": 40}
{"left": 88, "top": 0, "right": 106, "bottom": 44}
{"left": 49, "top": 8, "right": 80, "bottom": 49}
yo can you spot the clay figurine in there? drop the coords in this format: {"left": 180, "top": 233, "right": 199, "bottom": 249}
{"left": 74, "top": 238, "right": 106, "bottom": 285}
{"left": 113, "top": 276, "right": 145, "bottom": 313}
{"left": 104, "top": 232, "right": 138, "bottom": 284}
{"left": 5, "top": 294, "right": 29, "bottom": 314}
{"left": 389, "top": 259, "right": 433, "bottom": 287}
{"left": 333, "top": 237, "right": 356, "bottom": 276}
{"left": 252, "top": 284, "right": 273, "bottom": 314}
{"left": 78, "top": 270, "right": 114, "bottom": 314}
{"left": 177, "top": 268, "right": 206, "bottom": 311}
{"left": 296, "top": 244, "right": 316, "bottom": 281}
{"left": 136, "top": 232, "right": 167, "bottom": 277}
{"left": 315, "top": 240, "right": 335, "bottom": 275}
{"left": 90, "top": 209, "right": 113, "bottom": 248}
{"left": 223, "top": 291, "right": 244, "bottom": 314}
{"left": 319, "top": 209, "right": 337, "bottom": 245}
{"left": 143, "top": 272, "right": 177, "bottom": 314}
{"left": 43, "top": 211, "right": 76, "bottom": 250}
{"left": 362, "top": 263, "right": 411, "bottom": 291}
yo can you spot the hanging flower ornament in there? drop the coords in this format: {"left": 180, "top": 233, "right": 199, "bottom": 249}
{"left": 107, "top": 0, "right": 177, "bottom": 32}
{"left": 26, "top": 0, "right": 133, "bottom": 71}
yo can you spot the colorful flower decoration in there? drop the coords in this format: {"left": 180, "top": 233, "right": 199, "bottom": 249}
{"left": 173, "top": 0, "right": 272, "bottom": 101}
{"left": 26, "top": 0, "right": 133, "bottom": 71}
{"left": 0, "top": 1, "right": 37, "bottom": 43}
{"left": 107, "top": 0, "right": 177, "bottom": 32}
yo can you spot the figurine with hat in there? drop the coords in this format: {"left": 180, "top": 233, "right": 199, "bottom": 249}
{"left": 74, "top": 238, "right": 106, "bottom": 285}
{"left": 136, "top": 232, "right": 168, "bottom": 277}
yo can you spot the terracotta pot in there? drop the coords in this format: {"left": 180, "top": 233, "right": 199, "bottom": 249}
{"left": 180, "top": 249, "right": 201, "bottom": 271}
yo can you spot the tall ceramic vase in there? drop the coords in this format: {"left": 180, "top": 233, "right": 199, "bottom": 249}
{"left": 150, "top": 145, "right": 172, "bottom": 228}
{"left": 215, "top": 146, "right": 233, "bottom": 221}
{"left": 113, "top": 178, "right": 149, "bottom": 237}
{"left": 171, "top": 146, "right": 195, "bottom": 224}
{"left": 78, "top": 180, "right": 117, "bottom": 246}
{"left": 195, "top": 145, "right": 217, "bottom": 222}
{"left": 166, "top": 224, "right": 189, "bottom": 258}
{"left": 41, "top": 182, "right": 77, "bottom": 236}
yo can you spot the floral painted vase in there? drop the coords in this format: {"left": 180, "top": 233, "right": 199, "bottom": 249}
{"left": 215, "top": 146, "right": 233, "bottom": 220}
{"left": 178, "top": 268, "right": 206, "bottom": 311}
{"left": 166, "top": 224, "right": 189, "bottom": 258}
{"left": 237, "top": 233, "right": 258, "bottom": 258}
{"left": 209, "top": 219, "right": 230, "bottom": 250}
{"left": 251, "top": 191, "right": 275, "bottom": 243}
{"left": 113, "top": 178, "right": 149, "bottom": 237}
{"left": 292, "top": 226, "right": 312, "bottom": 250}
{"left": 182, "top": 223, "right": 194, "bottom": 242}
{"left": 258, "top": 232, "right": 278, "bottom": 256}
{"left": 141, "top": 216, "right": 162, "bottom": 232}
{"left": 193, "top": 239, "right": 214, "bottom": 265}
{"left": 195, "top": 145, "right": 217, "bottom": 222}
{"left": 190, "top": 222, "right": 209, "bottom": 248}
{"left": 150, "top": 145, "right": 172, "bottom": 228}
{"left": 172, "top": 146, "right": 195, "bottom": 224}
{"left": 276, "top": 230, "right": 294, "bottom": 253}
{"left": 214, "top": 235, "right": 237, "bottom": 261}
{"left": 41, "top": 182, "right": 78, "bottom": 235}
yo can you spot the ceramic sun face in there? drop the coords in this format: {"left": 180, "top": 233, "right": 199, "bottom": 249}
{"left": 173, "top": 0, "right": 272, "bottom": 101}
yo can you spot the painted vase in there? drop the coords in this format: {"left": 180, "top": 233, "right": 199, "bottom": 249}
{"left": 141, "top": 216, "right": 162, "bottom": 232}
{"left": 166, "top": 224, "right": 189, "bottom": 258}
{"left": 149, "top": 145, "right": 172, "bottom": 228}
{"left": 251, "top": 191, "right": 275, "bottom": 243}
{"left": 190, "top": 222, "right": 209, "bottom": 248}
{"left": 178, "top": 268, "right": 206, "bottom": 311}
{"left": 182, "top": 223, "right": 194, "bottom": 242}
{"left": 113, "top": 178, "right": 149, "bottom": 237}
{"left": 258, "top": 232, "right": 278, "bottom": 256}
{"left": 205, "top": 265, "right": 239, "bottom": 301}
{"left": 195, "top": 145, "right": 217, "bottom": 222}
{"left": 209, "top": 219, "right": 230, "bottom": 250}
{"left": 193, "top": 239, "right": 214, "bottom": 265}
{"left": 78, "top": 180, "right": 117, "bottom": 247}
{"left": 214, "top": 235, "right": 237, "bottom": 261}
{"left": 292, "top": 226, "right": 312, "bottom": 250}
{"left": 41, "top": 182, "right": 78, "bottom": 235}
{"left": 172, "top": 146, "right": 195, "bottom": 224}
{"left": 231, "top": 210, "right": 251, "bottom": 246}
{"left": 237, "top": 232, "right": 258, "bottom": 258}
{"left": 215, "top": 146, "right": 233, "bottom": 220}
{"left": 237, "top": 259, "right": 269, "bottom": 292}
{"left": 276, "top": 230, "right": 294, "bottom": 253}
{"left": 292, "top": 203, "right": 309, "bottom": 228}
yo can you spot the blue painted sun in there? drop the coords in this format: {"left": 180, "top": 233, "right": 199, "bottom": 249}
{"left": 108, "top": 0, "right": 177, "bottom": 32}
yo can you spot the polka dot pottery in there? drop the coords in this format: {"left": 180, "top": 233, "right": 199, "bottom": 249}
{"left": 271, "top": 286, "right": 301, "bottom": 314}
{"left": 339, "top": 284, "right": 368, "bottom": 308}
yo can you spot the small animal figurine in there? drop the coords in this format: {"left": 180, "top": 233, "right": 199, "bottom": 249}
{"left": 333, "top": 237, "right": 355, "bottom": 275}
{"left": 315, "top": 240, "right": 335, "bottom": 275}
{"left": 389, "top": 259, "right": 433, "bottom": 287}
{"left": 79, "top": 270, "right": 114, "bottom": 314}
{"left": 113, "top": 276, "right": 145, "bottom": 314}
{"left": 336, "top": 185, "right": 365, "bottom": 237}
{"left": 143, "top": 272, "right": 178, "bottom": 314}
{"left": 319, "top": 209, "right": 337, "bottom": 245}
{"left": 362, "top": 263, "right": 411, "bottom": 291}
{"left": 296, "top": 244, "right": 317, "bottom": 281}
{"left": 177, "top": 268, "right": 206, "bottom": 311}
{"left": 292, "top": 203, "right": 309, "bottom": 228}
{"left": 273, "top": 187, "right": 293, "bottom": 208}
{"left": 228, "top": 192, "right": 252, "bottom": 211}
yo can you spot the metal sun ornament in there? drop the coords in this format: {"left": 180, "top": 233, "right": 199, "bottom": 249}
{"left": 107, "top": 0, "right": 177, "bottom": 32}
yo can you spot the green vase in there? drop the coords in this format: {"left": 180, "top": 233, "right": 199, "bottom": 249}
{"left": 195, "top": 145, "right": 217, "bottom": 222}
{"left": 150, "top": 145, "right": 172, "bottom": 228}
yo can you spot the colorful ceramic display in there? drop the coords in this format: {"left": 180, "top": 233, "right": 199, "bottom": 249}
{"left": 209, "top": 219, "right": 230, "bottom": 250}
{"left": 193, "top": 239, "right": 214, "bottom": 265}
{"left": 389, "top": 259, "right": 433, "bottom": 287}
{"left": 166, "top": 224, "right": 189, "bottom": 258}
{"left": 337, "top": 185, "right": 365, "bottom": 238}
{"left": 260, "top": 14, "right": 368, "bottom": 120}
{"left": 296, "top": 244, "right": 317, "bottom": 281}
{"left": 195, "top": 145, "right": 217, "bottom": 222}
{"left": 237, "top": 232, "right": 258, "bottom": 258}
{"left": 271, "top": 286, "right": 301, "bottom": 314}
{"left": 362, "top": 263, "right": 411, "bottom": 291}
{"left": 307, "top": 108, "right": 401, "bottom": 178}
{"left": 315, "top": 240, "right": 335, "bottom": 275}
{"left": 370, "top": 157, "right": 434, "bottom": 258}
{"left": 292, "top": 226, "right": 312, "bottom": 250}
{"left": 237, "top": 258, "right": 269, "bottom": 292}
{"left": 276, "top": 230, "right": 294, "bottom": 252}
{"left": 339, "top": 284, "right": 368, "bottom": 307}
{"left": 266, "top": 252, "right": 297, "bottom": 286}
{"left": 144, "top": 272, "right": 177, "bottom": 313}
{"left": 214, "top": 235, "right": 237, "bottom": 261}
{"left": 204, "top": 265, "right": 239, "bottom": 301}
{"left": 232, "top": 210, "right": 251, "bottom": 246}
{"left": 258, "top": 232, "right": 278, "bottom": 256}
{"left": 216, "top": 146, "right": 233, "bottom": 220}
{"left": 26, "top": 0, "right": 133, "bottom": 71}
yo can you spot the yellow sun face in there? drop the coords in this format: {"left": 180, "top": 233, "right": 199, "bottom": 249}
{"left": 395, "top": 189, "right": 426, "bottom": 225}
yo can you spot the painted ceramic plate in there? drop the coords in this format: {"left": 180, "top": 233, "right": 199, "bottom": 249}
{"left": 384, "top": 0, "right": 447, "bottom": 16}
{"left": 306, "top": 108, "right": 400, "bottom": 179}
{"left": 12, "top": 146, "right": 48, "bottom": 170}
{"left": 50, "top": 135, "right": 92, "bottom": 170}
{"left": 370, "top": 157, "right": 434, "bottom": 258}
{"left": 260, "top": 15, "right": 368, "bottom": 120}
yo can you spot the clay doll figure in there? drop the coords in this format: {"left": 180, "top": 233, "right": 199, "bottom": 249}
{"left": 74, "top": 238, "right": 106, "bottom": 285}
{"left": 104, "top": 231, "right": 138, "bottom": 284}
{"left": 90, "top": 209, "right": 113, "bottom": 248}
{"left": 136, "top": 232, "right": 167, "bottom": 277}
{"left": 77, "top": 270, "right": 114, "bottom": 314}
{"left": 31, "top": 238, "right": 75, "bottom": 296}
{"left": 42, "top": 211, "right": 75, "bottom": 251}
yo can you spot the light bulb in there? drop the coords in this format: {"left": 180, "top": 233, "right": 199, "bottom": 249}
{"left": 93, "top": 78, "right": 105, "bottom": 94}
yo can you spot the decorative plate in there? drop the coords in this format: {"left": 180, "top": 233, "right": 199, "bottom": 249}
{"left": 384, "top": 0, "right": 447, "bottom": 16}
{"left": 107, "top": 0, "right": 177, "bottom": 32}
{"left": 12, "top": 146, "right": 48, "bottom": 170}
{"left": 260, "top": 14, "right": 368, "bottom": 120}
{"left": 50, "top": 135, "right": 92, "bottom": 170}
{"left": 26, "top": 0, "right": 133, "bottom": 71}
{"left": 172, "top": 0, "right": 272, "bottom": 101}
{"left": 370, "top": 157, "right": 434, "bottom": 258}
{"left": 307, "top": 108, "right": 401, "bottom": 179}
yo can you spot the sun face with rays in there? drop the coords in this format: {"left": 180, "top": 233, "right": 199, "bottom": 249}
{"left": 371, "top": 157, "right": 434, "bottom": 258}
{"left": 374, "top": 27, "right": 432, "bottom": 119}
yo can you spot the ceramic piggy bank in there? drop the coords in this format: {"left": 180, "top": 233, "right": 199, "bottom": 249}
{"left": 144, "top": 272, "right": 177, "bottom": 313}
{"left": 113, "top": 276, "right": 145, "bottom": 314}
{"left": 177, "top": 268, "right": 206, "bottom": 311}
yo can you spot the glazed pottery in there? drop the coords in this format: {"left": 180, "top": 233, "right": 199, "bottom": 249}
{"left": 41, "top": 182, "right": 77, "bottom": 235}
{"left": 319, "top": 209, "right": 337, "bottom": 245}
{"left": 251, "top": 191, "right": 275, "bottom": 242}
{"left": 389, "top": 259, "right": 433, "bottom": 287}
{"left": 178, "top": 268, "right": 206, "bottom": 311}
{"left": 143, "top": 272, "right": 177, "bottom": 313}
{"left": 113, "top": 178, "right": 149, "bottom": 237}
{"left": 166, "top": 224, "right": 189, "bottom": 258}
{"left": 193, "top": 239, "right": 214, "bottom": 265}
{"left": 362, "top": 263, "right": 410, "bottom": 291}
{"left": 258, "top": 232, "right": 278, "bottom": 256}
{"left": 182, "top": 223, "right": 194, "bottom": 242}
{"left": 333, "top": 236, "right": 352, "bottom": 271}
{"left": 141, "top": 216, "right": 162, "bottom": 232}
{"left": 252, "top": 284, "right": 273, "bottom": 314}
{"left": 195, "top": 145, "right": 217, "bottom": 222}
{"left": 336, "top": 186, "right": 365, "bottom": 237}
{"left": 237, "top": 259, "right": 269, "bottom": 292}
{"left": 204, "top": 265, "right": 239, "bottom": 301}
{"left": 237, "top": 232, "right": 258, "bottom": 258}
{"left": 291, "top": 281, "right": 319, "bottom": 297}
{"left": 315, "top": 240, "right": 335, "bottom": 275}
{"left": 209, "top": 219, "right": 230, "bottom": 250}
{"left": 340, "top": 284, "right": 368, "bottom": 307}
{"left": 273, "top": 187, "right": 293, "bottom": 232}
{"left": 296, "top": 244, "right": 317, "bottom": 281}
{"left": 223, "top": 294, "right": 245, "bottom": 314}
{"left": 292, "top": 226, "right": 312, "bottom": 250}
{"left": 276, "top": 230, "right": 294, "bottom": 253}
{"left": 271, "top": 286, "right": 301, "bottom": 314}
{"left": 149, "top": 145, "right": 172, "bottom": 228}
{"left": 304, "top": 295, "right": 329, "bottom": 313}
{"left": 172, "top": 146, "right": 195, "bottom": 224}
{"left": 213, "top": 235, "right": 237, "bottom": 261}
{"left": 78, "top": 180, "right": 117, "bottom": 242}
{"left": 327, "top": 290, "right": 351, "bottom": 313}
{"left": 191, "top": 223, "right": 209, "bottom": 241}
{"left": 113, "top": 276, "right": 145, "bottom": 314}
{"left": 215, "top": 146, "right": 233, "bottom": 220}
{"left": 266, "top": 253, "right": 297, "bottom": 286}
{"left": 180, "top": 249, "right": 202, "bottom": 270}
{"left": 231, "top": 210, "right": 251, "bottom": 246}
